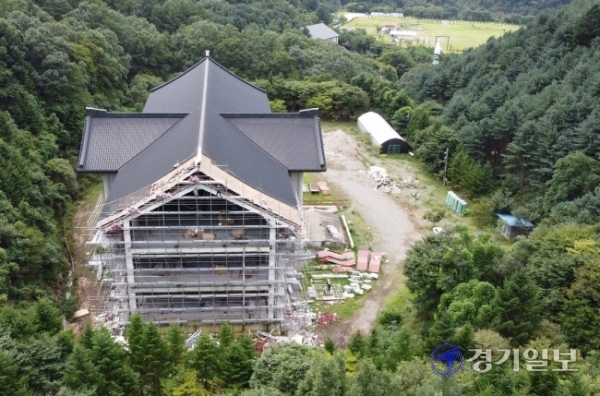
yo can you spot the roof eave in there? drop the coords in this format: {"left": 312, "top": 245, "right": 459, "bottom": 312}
{"left": 289, "top": 166, "right": 327, "bottom": 172}
{"left": 77, "top": 169, "right": 119, "bottom": 174}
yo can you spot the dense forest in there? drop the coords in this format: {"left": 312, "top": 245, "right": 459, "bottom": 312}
{"left": 343, "top": 0, "right": 571, "bottom": 23}
{"left": 1, "top": 0, "right": 600, "bottom": 394}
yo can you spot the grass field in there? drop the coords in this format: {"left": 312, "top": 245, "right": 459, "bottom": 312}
{"left": 341, "top": 16, "right": 521, "bottom": 52}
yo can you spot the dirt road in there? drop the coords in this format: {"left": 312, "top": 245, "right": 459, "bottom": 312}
{"left": 320, "top": 131, "right": 424, "bottom": 345}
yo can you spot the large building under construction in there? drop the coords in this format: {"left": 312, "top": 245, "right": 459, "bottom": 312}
{"left": 78, "top": 54, "right": 326, "bottom": 328}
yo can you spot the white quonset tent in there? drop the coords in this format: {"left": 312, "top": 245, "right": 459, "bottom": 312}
{"left": 357, "top": 112, "right": 410, "bottom": 154}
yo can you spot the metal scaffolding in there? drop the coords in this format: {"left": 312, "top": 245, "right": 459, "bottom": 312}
{"left": 85, "top": 168, "right": 310, "bottom": 329}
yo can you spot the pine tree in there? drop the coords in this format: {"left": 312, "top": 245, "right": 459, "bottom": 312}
{"left": 448, "top": 149, "right": 472, "bottom": 189}
{"left": 62, "top": 346, "right": 100, "bottom": 392}
{"left": 218, "top": 323, "right": 234, "bottom": 350}
{"left": 0, "top": 351, "right": 20, "bottom": 396}
{"left": 80, "top": 322, "right": 94, "bottom": 350}
{"left": 386, "top": 328, "right": 414, "bottom": 370}
{"left": 423, "top": 312, "right": 456, "bottom": 354}
{"left": 166, "top": 323, "right": 186, "bottom": 367}
{"left": 324, "top": 338, "right": 335, "bottom": 354}
{"left": 191, "top": 333, "right": 219, "bottom": 384}
{"left": 221, "top": 342, "right": 253, "bottom": 389}
{"left": 142, "top": 323, "right": 172, "bottom": 396}
{"left": 492, "top": 271, "right": 542, "bottom": 347}
{"left": 56, "top": 330, "right": 76, "bottom": 358}
{"left": 238, "top": 334, "right": 257, "bottom": 360}
{"left": 366, "top": 327, "right": 380, "bottom": 358}
{"left": 348, "top": 331, "right": 365, "bottom": 357}
{"left": 125, "top": 313, "right": 146, "bottom": 374}
{"left": 504, "top": 122, "right": 538, "bottom": 202}
{"left": 90, "top": 328, "right": 138, "bottom": 396}
{"left": 31, "top": 299, "right": 62, "bottom": 335}
{"left": 466, "top": 162, "right": 494, "bottom": 197}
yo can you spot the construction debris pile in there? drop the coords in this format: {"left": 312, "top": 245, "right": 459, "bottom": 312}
{"left": 185, "top": 330, "right": 202, "bottom": 350}
{"left": 366, "top": 166, "right": 419, "bottom": 195}
{"left": 398, "top": 176, "right": 419, "bottom": 188}
{"left": 316, "top": 311, "right": 338, "bottom": 327}
{"left": 367, "top": 166, "right": 401, "bottom": 195}
{"left": 254, "top": 330, "right": 319, "bottom": 353}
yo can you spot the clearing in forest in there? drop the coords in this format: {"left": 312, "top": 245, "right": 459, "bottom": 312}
{"left": 341, "top": 16, "right": 521, "bottom": 51}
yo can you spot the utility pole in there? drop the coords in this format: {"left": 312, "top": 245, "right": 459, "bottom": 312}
{"left": 443, "top": 147, "right": 449, "bottom": 186}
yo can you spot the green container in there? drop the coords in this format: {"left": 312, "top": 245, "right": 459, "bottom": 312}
{"left": 452, "top": 196, "right": 460, "bottom": 212}
{"left": 445, "top": 192, "right": 452, "bottom": 206}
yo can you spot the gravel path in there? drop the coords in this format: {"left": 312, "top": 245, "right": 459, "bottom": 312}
{"left": 320, "top": 130, "right": 424, "bottom": 345}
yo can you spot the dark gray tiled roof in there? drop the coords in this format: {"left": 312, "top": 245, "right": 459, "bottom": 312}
{"left": 202, "top": 110, "right": 298, "bottom": 206}
{"left": 82, "top": 57, "right": 324, "bottom": 218}
{"left": 305, "top": 23, "right": 339, "bottom": 40}
{"left": 102, "top": 111, "right": 201, "bottom": 216}
{"left": 224, "top": 114, "right": 326, "bottom": 172}
{"left": 78, "top": 112, "right": 185, "bottom": 172}
{"left": 144, "top": 60, "right": 207, "bottom": 113}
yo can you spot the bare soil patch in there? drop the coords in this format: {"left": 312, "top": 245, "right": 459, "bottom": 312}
{"left": 317, "top": 130, "right": 428, "bottom": 346}
{"left": 69, "top": 183, "right": 105, "bottom": 332}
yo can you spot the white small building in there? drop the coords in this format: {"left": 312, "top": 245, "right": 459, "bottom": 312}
{"left": 371, "top": 12, "right": 403, "bottom": 18}
{"left": 390, "top": 30, "right": 417, "bottom": 41}
{"left": 381, "top": 22, "right": 397, "bottom": 33}
{"left": 357, "top": 112, "right": 410, "bottom": 154}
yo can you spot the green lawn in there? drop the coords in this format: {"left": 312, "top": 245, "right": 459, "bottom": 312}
{"left": 385, "top": 275, "right": 414, "bottom": 311}
{"left": 342, "top": 17, "right": 521, "bottom": 52}
{"left": 303, "top": 173, "right": 347, "bottom": 204}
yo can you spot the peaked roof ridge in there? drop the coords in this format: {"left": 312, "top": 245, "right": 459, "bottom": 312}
{"left": 149, "top": 58, "right": 209, "bottom": 93}
{"left": 221, "top": 115, "right": 290, "bottom": 171}
{"left": 114, "top": 115, "right": 188, "bottom": 171}
{"left": 207, "top": 57, "right": 266, "bottom": 94}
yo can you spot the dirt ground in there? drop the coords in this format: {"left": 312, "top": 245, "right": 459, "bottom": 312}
{"left": 318, "top": 130, "right": 427, "bottom": 346}
{"left": 66, "top": 187, "right": 105, "bottom": 333}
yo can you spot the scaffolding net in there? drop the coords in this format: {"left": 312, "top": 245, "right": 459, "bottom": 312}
{"left": 85, "top": 168, "right": 311, "bottom": 330}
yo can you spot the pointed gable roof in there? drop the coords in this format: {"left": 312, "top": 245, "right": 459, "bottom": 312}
{"left": 98, "top": 58, "right": 298, "bottom": 217}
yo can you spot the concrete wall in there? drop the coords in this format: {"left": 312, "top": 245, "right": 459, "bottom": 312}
{"left": 103, "top": 173, "right": 117, "bottom": 197}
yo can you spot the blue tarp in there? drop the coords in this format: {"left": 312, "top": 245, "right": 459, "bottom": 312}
{"left": 496, "top": 214, "right": 534, "bottom": 228}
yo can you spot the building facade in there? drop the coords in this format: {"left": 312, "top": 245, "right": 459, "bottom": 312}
{"left": 79, "top": 55, "right": 326, "bottom": 329}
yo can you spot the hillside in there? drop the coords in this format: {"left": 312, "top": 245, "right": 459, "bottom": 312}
{"left": 401, "top": 0, "right": 600, "bottom": 223}
{"left": 1, "top": 0, "right": 600, "bottom": 395}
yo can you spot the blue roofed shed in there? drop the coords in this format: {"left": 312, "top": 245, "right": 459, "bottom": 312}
{"left": 497, "top": 214, "right": 534, "bottom": 238}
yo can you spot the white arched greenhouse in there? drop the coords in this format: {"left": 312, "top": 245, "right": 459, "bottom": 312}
{"left": 357, "top": 112, "right": 410, "bottom": 155}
